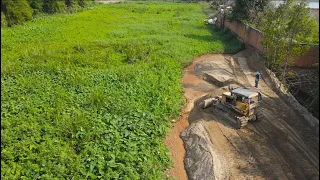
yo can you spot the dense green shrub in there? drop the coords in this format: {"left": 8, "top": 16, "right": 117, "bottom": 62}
{"left": 77, "top": 0, "right": 87, "bottom": 7}
{"left": 1, "top": 0, "right": 33, "bottom": 26}
{"left": 1, "top": 0, "right": 96, "bottom": 26}
{"left": 1, "top": 12, "right": 7, "bottom": 26}
{"left": 27, "top": 0, "right": 43, "bottom": 14}
{"left": 42, "top": 0, "right": 66, "bottom": 13}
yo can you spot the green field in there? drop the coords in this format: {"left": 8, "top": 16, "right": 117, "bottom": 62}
{"left": 1, "top": 2, "right": 243, "bottom": 179}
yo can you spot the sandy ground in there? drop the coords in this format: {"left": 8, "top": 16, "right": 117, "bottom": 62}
{"left": 165, "top": 57, "right": 210, "bottom": 180}
{"left": 96, "top": 0, "right": 122, "bottom": 4}
{"left": 165, "top": 51, "right": 319, "bottom": 179}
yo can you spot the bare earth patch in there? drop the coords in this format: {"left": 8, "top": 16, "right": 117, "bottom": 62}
{"left": 96, "top": 0, "right": 122, "bottom": 4}
{"left": 166, "top": 51, "right": 319, "bottom": 179}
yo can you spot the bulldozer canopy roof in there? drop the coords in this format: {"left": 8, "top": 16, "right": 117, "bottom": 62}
{"left": 232, "top": 88, "right": 258, "bottom": 98}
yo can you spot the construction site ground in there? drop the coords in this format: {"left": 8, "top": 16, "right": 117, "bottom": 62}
{"left": 165, "top": 49, "right": 319, "bottom": 180}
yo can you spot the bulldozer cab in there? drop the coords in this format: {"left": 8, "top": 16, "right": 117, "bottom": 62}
{"left": 206, "top": 87, "right": 262, "bottom": 128}
{"left": 221, "top": 88, "right": 260, "bottom": 115}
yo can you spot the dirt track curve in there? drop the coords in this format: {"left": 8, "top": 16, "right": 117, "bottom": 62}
{"left": 165, "top": 50, "right": 319, "bottom": 180}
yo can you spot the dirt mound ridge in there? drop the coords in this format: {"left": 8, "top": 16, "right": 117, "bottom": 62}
{"left": 181, "top": 121, "right": 228, "bottom": 180}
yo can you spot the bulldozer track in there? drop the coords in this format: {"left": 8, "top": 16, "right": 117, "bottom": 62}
{"left": 212, "top": 103, "right": 249, "bottom": 129}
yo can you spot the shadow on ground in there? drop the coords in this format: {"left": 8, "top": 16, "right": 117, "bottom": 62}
{"left": 188, "top": 92, "right": 239, "bottom": 129}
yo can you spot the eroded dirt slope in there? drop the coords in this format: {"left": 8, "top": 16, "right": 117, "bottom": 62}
{"left": 166, "top": 51, "right": 319, "bottom": 180}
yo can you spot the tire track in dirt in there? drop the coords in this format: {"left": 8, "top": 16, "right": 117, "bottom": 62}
{"left": 233, "top": 49, "right": 319, "bottom": 179}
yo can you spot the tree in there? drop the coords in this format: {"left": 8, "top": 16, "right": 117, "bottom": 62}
{"left": 77, "top": 0, "right": 86, "bottom": 7}
{"left": 1, "top": 12, "right": 8, "bottom": 27}
{"left": 230, "top": 0, "right": 269, "bottom": 25}
{"left": 42, "top": 0, "right": 66, "bottom": 13}
{"left": 1, "top": 0, "right": 33, "bottom": 26}
{"left": 211, "top": 0, "right": 226, "bottom": 7}
{"left": 27, "top": 0, "right": 43, "bottom": 14}
{"left": 65, "top": 0, "right": 73, "bottom": 8}
{"left": 261, "top": 3, "right": 289, "bottom": 71}
{"left": 261, "top": 0, "right": 319, "bottom": 79}
{"left": 1, "top": 0, "right": 94, "bottom": 26}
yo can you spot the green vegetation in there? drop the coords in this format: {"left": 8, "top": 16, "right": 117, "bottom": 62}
{"left": 261, "top": 0, "right": 319, "bottom": 77}
{"left": 1, "top": 0, "right": 33, "bottom": 26}
{"left": 1, "top": 2, "right": 243, "bottom": 179}
{"left": 1, "top": 0, "right": 95, "bottom": 27}
{"left": 228, "top": 0, "right": 269, "bottom": 27}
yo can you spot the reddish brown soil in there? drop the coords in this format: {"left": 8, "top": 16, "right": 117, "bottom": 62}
{"left": 165, "top": 55, "right": 222, "bottom": 180}
{"left": 165, "top": 113, "right": 189, "bottom": 180}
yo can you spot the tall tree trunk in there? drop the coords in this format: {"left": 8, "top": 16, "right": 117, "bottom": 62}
{"left": 265, "top": 45, "right": 269, "bottom": 67}
{"left": 282, "top": 38, "right": 293, "bottom": 80}
{"left": 272, "top": 44, "right": 278, "bottom": 71}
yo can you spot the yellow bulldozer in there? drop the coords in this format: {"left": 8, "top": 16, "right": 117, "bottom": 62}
{"left": 201, "top": 87, "right": 263, "bottom": 129}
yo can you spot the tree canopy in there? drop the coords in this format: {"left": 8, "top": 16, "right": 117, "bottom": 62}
{"left": 261, "top": 0, "right": 319, "bottom": 78}
{"left": 229, "top": 0, "right": 269, "bottom": 25}
{"left": 1, "top": 0, "right": 94, "bottom": 27}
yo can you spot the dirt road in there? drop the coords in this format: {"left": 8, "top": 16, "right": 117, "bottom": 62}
{"left": 166, "top": 50, "right": 319, "bottom": 179}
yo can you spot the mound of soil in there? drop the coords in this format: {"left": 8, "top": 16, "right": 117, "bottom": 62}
{"left": 181, "top": 121, "right": 215, "bottom": 180}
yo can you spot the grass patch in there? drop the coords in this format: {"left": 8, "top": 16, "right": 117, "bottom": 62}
{"left": 1, "top": 2, "right": 243, "bottom": 179}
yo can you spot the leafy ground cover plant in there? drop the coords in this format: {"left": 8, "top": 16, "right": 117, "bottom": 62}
{"left": 1, "top": 2, "right": 243, "bottom": 179}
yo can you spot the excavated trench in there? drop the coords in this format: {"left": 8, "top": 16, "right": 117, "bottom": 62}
{"left": 166, "top": 49, "right": 319, "bottom": 180}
